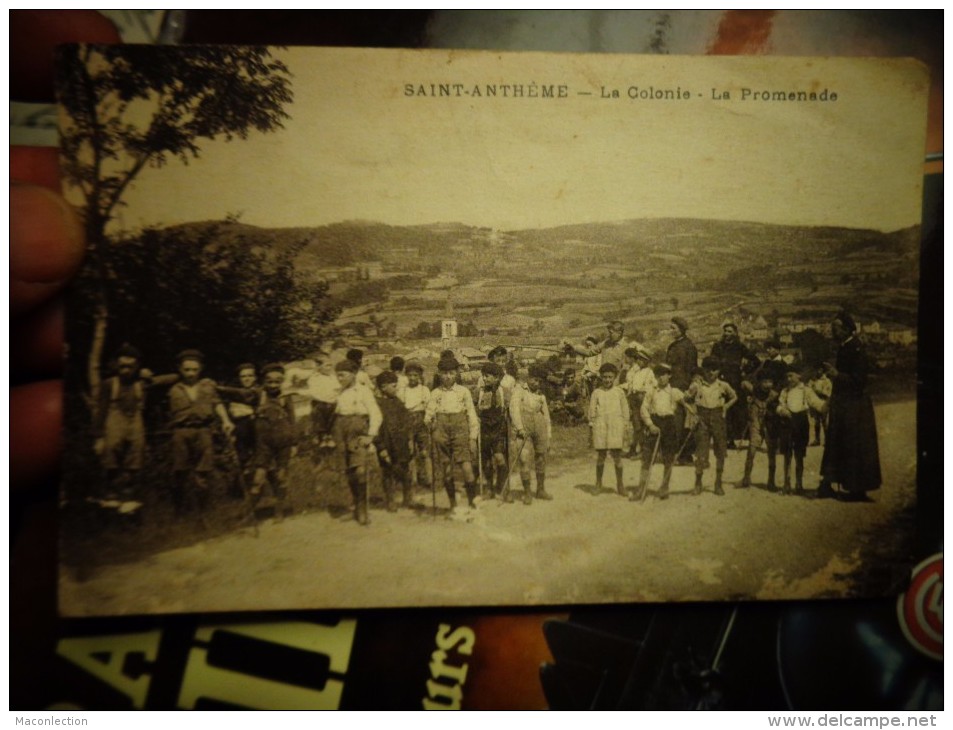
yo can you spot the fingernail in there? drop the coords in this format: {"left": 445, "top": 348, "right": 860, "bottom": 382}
{"left": 10, "top": 183, "right": 84, "bottom": 284}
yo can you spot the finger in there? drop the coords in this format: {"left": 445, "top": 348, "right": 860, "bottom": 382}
{"left": 11, "top": 299, "right": 64, "bottom": 382}
{"left": 11, "top": 380, "right": 63, "bottom": 493}
{"left": 11, "top": 10, "right": 120, "bottom": 101}
{"left": 10, "top": 147, "right": 60, "bottom": 191}
{"left": 10, "top": 182, "right": 85, "bottom": 317}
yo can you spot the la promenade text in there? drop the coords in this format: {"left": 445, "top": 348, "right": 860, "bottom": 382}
{"left": 403, "top": 82, "right": 839, "bottom": 102}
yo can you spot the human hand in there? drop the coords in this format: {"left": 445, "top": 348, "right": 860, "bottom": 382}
{"left": 11, "top": 11, "right": 120, "bottom": 494}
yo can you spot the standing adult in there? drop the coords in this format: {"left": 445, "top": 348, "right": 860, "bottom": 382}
{"left": 818, "top": 313, "right": 881, "bottom": 501}
{"left": 666, "top": 317, "right": 698, "bottom": 464}
{"left": 563, "top": 320, "right": 636, "bottom": 384}
{"left": 710, "top": 322, "right": 759, "bottom": 448}
{"left": 666, "top": 317, "right": 697, "bottom": 391}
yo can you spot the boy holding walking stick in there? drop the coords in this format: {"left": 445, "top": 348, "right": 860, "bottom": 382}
{"left": 634, "top": 363, "right": 685, "bottom": 501}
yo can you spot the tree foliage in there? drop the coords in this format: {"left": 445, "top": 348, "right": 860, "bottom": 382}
{"left": 57, "top": 44, "right": 293, "bottom": 242}
{"left": 77, "top": 223, "right": 339, "bottom": 381}
{"left": 56, "top": 44, "right": 296, "bottom": 406}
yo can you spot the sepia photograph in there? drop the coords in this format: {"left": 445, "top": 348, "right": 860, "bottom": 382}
{"left": 56, "top": 45, "right": 929, "bottom": 615}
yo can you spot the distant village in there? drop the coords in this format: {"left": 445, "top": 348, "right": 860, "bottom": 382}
{"left": 304, "top": 224, "right": 917, "bottom": 377}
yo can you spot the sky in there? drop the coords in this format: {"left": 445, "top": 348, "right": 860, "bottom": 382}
{"left": 105, "top": 47, "right": 929, "bottom": 234}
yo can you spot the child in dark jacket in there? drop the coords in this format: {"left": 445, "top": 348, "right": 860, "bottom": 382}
{"left": 375, "top": 370, "right": 414, "bottom": 510}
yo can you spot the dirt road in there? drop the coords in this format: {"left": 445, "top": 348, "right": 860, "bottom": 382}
{"left": 60, "top": 401, "right": 917, "bottom": 616}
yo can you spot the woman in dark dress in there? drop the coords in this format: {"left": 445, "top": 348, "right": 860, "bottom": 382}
{"left": 818, "top": 313, "right": 882, "bottom": 500}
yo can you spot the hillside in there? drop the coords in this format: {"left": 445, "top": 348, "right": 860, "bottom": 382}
{"left": 146, "top": 217, "right": 920, "bottom": 340}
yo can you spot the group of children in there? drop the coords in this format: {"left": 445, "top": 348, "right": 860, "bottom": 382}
{"left": 91, "top": 341, "right": 561, "bottom": 525}
{"left": 313, "top": 346, "right": 556, "bottom": 524}
{"left": 92, "top": 345, "right": 297, "bottom": 518}
{"left": 580, "top": 340, "right": 832, "bottom": 502}
{"left": 91, "top": 331, "right": 833, "bottom": 526}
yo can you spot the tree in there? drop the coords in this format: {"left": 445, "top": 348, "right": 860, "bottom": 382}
{"left": 99, "top": 223, "right": 339, "bottom": 378}
{"left": 57, "top": 44, "right": 293, "bottom": 408}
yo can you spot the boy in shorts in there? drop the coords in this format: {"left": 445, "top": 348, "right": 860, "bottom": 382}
{"left": 333, "top": 359, "right": 382, "bottom": 525}
{"left": 250, "top": 364, "right": 298, "bottom": 518}
{"left": 588, "top": 362, "right": 630, "bottom": 496}
{"left": 403, "top": 361, "right": 433, "bottom": 489}
{"left": 687, "top": 356, "right": 737, "bottom": 496}
{"left": 636, "top": 363, "right": 685, "bottom": 501}
{"left": 475, "top": 362, "right": 508, "bottom": 499}
{"left": 510, "top": 364, "right": 554, "bottom": 504}
{"left": 777, "top": 364, "right": 826, "bottom": 495}
{"left": 425, "top": 356, "right": 479, "bottom": 515}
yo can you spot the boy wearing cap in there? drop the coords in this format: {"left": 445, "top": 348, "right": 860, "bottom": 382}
{"left": 636, "top": 363, "right": 685, "bottom": 501}
{"left": 249, "top": 364, "right": 298, "bottom": 517}
{"left": 333, "top": 359, "right": 383, "bottom": 525}
{"left": 756, "top": 339, "right": 787, "bottom": 387}
{"left": 777, "top": 365, "right": 826, "bottom": 495}
{"left": 475, "top": 362, "right": 509, "bottom": 499}
{"left": 431, "top": 349, "right": 467, "bottom": 390}
{"left": 740, "top": 371, "right": 781, "bottom": 491}
{"left": 374, "top": 370, "right": 414, "bottom": 511}
{"left": 403, "top": 361, "right": 433, "bottom": 489}
{"left": 425, "top": 356, "right": 480, "bottom": 514}
{"left": 622, "top": 347, "right": 656, "bottom": 458}
{"left": 167, "top": 349, "right": 235, "bottom": 514}
{"left": 478, "top": 346, "right": 517, "bottom": 408}
{"left": 686, "top": 356, "right": 737, "bottom": 496}
{"left": 510, "top": 364, "right": 553, "bottom": 503}
{"left": 346, "top": 348, "right": 374, "bottom": 391}
{"left": 589, "top": 362, "right": 631, "bottom": 496}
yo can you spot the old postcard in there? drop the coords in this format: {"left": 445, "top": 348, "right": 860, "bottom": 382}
{"left": 57, "top": 46, "right": 929, "bottom": 615}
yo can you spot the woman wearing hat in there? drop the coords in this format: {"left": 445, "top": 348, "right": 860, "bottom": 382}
{"left": 818, "top": 313, "right": 881, "bottom": 500}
